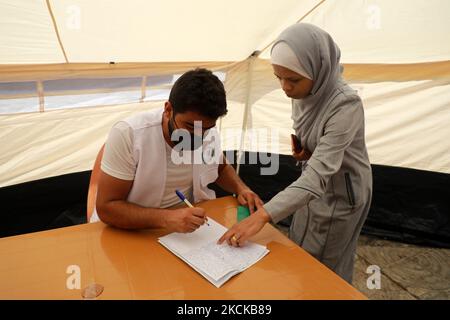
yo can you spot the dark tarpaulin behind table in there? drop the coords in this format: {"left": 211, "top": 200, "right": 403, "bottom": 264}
{"left": 1, "top": 151, "right": 449, "bottom": 249}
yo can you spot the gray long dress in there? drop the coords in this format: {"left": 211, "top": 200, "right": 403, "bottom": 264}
{"left": 264, "top": 24, "right": 373, "bottom": 283}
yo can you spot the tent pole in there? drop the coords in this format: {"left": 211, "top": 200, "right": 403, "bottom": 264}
{"left": 45, "top": 0, "right": 69, "bottom": 63}
{"left": 37, "top": 81, "right": 45, "bottom": 113}
{"left": 140, "top": 76, "right": 147, "bottom": 102}
{"left": 236, "top": 54, "right": 257, "bottom": 176}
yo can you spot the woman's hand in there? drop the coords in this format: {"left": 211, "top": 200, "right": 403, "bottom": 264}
{"left": 217, "top": 202, "right": 271, "bottom": 247}
{"left": 236, "top": 187, "right": 264, "bottom": 214}
{"left": 291, "top": 134, "right": 312, "bottom": 162}
{"left": 292, "top": 148, "right": 312, "bottom": 162}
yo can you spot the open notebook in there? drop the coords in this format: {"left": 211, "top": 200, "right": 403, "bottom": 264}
{"left": 158, "top": 218, "right": 269, "bottom": 288}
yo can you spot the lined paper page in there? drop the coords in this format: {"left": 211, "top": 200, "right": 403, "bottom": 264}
{"left": 158, "top": 217, "right": 269, "bottom": 287}
{"left": 184, "top": 241, "right": 268, "bottom": 281}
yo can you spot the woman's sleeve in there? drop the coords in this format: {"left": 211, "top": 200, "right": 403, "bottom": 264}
{"left": 263, "top": 100, "right": 364, "bottom": 223}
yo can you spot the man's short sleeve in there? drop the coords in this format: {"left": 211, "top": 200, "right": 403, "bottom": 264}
{"left": 101, "top": 121, "right": 136, "bottom": 180}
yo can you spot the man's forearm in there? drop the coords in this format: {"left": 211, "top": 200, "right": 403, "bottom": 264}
{"left": 215, "top": 164, "right": 249, "bottom": 194}
{"left": 97, "top": 200, "right": 170, "bottom": 229}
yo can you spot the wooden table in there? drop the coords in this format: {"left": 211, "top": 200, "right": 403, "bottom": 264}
{"left": 0, "top": 196, "right": 366, "bottom": 299}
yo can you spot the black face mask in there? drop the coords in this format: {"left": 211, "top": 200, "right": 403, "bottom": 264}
{"left": 168, "top": 115, "right": 203, "bottom": 151}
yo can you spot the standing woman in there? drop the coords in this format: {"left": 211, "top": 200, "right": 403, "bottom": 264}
{"left": 219, "top": 23, "right": 372, "bottom": 283}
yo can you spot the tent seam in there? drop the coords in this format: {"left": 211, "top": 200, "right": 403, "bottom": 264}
{"left": 257, "top": 0, "right": 328, "bottom": 57}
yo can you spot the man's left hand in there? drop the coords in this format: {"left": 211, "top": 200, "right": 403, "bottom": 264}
{"left": 236, "top": 188, "right": 264, "bottom": 214}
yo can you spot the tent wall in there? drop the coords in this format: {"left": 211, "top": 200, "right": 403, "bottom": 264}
{"left": 0, "top": 62, "right": 236, "bottom": 187}
{"left": 0, "top": 0, "right": 449, "bottom": 184}
{"left": 0, "top": 62, "right": 234, "bottom": 83}
{"left": 1, "top": 57, "right": 450, "bottom": 187}
{"left": 229, "top": 58, "right": 450, "bottom": 174}
{"left": 1, "top": 101, "right": 154, "bottom": 187}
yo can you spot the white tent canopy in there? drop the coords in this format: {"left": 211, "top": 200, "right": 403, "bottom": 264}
{"left": 1, "top": 0, "right": 449, "bottom": 187}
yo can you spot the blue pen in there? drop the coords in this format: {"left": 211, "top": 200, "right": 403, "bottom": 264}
{"left": 175, "top": 190, "right": 210, "bottom": 226}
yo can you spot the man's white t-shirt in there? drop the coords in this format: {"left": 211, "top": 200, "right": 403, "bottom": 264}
{"left": 101, "top": 121, "right": 194, "bottom": 208}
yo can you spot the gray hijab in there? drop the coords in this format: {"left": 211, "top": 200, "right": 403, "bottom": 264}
{"left": 271, "top": 23, "right": 345, "bottom": 137}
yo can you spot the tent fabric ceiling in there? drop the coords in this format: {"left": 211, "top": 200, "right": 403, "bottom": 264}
{"left": 260, "top": 0, "right": 450, "bottom": 64}
{"left": 0, "top": 1, "right": 65, "bottom": 64}
{"left": 1, "top": 0, "right": 449, "bottom": 65}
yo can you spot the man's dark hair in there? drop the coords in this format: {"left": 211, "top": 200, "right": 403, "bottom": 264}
{"left": 169, "top": 68, "right": 227, "bottom": 119}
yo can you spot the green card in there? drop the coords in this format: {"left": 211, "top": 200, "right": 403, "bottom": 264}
{"left": 237, "top": 205, "right": 251, "bottom": 222}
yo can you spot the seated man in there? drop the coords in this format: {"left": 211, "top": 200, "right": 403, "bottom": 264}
{"left": 92, "top": 68, "right": 262, "bottom": 233}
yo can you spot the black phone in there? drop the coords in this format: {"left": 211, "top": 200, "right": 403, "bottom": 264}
{"left": 290, "top": 134, "right": 302, "bottom": 153}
